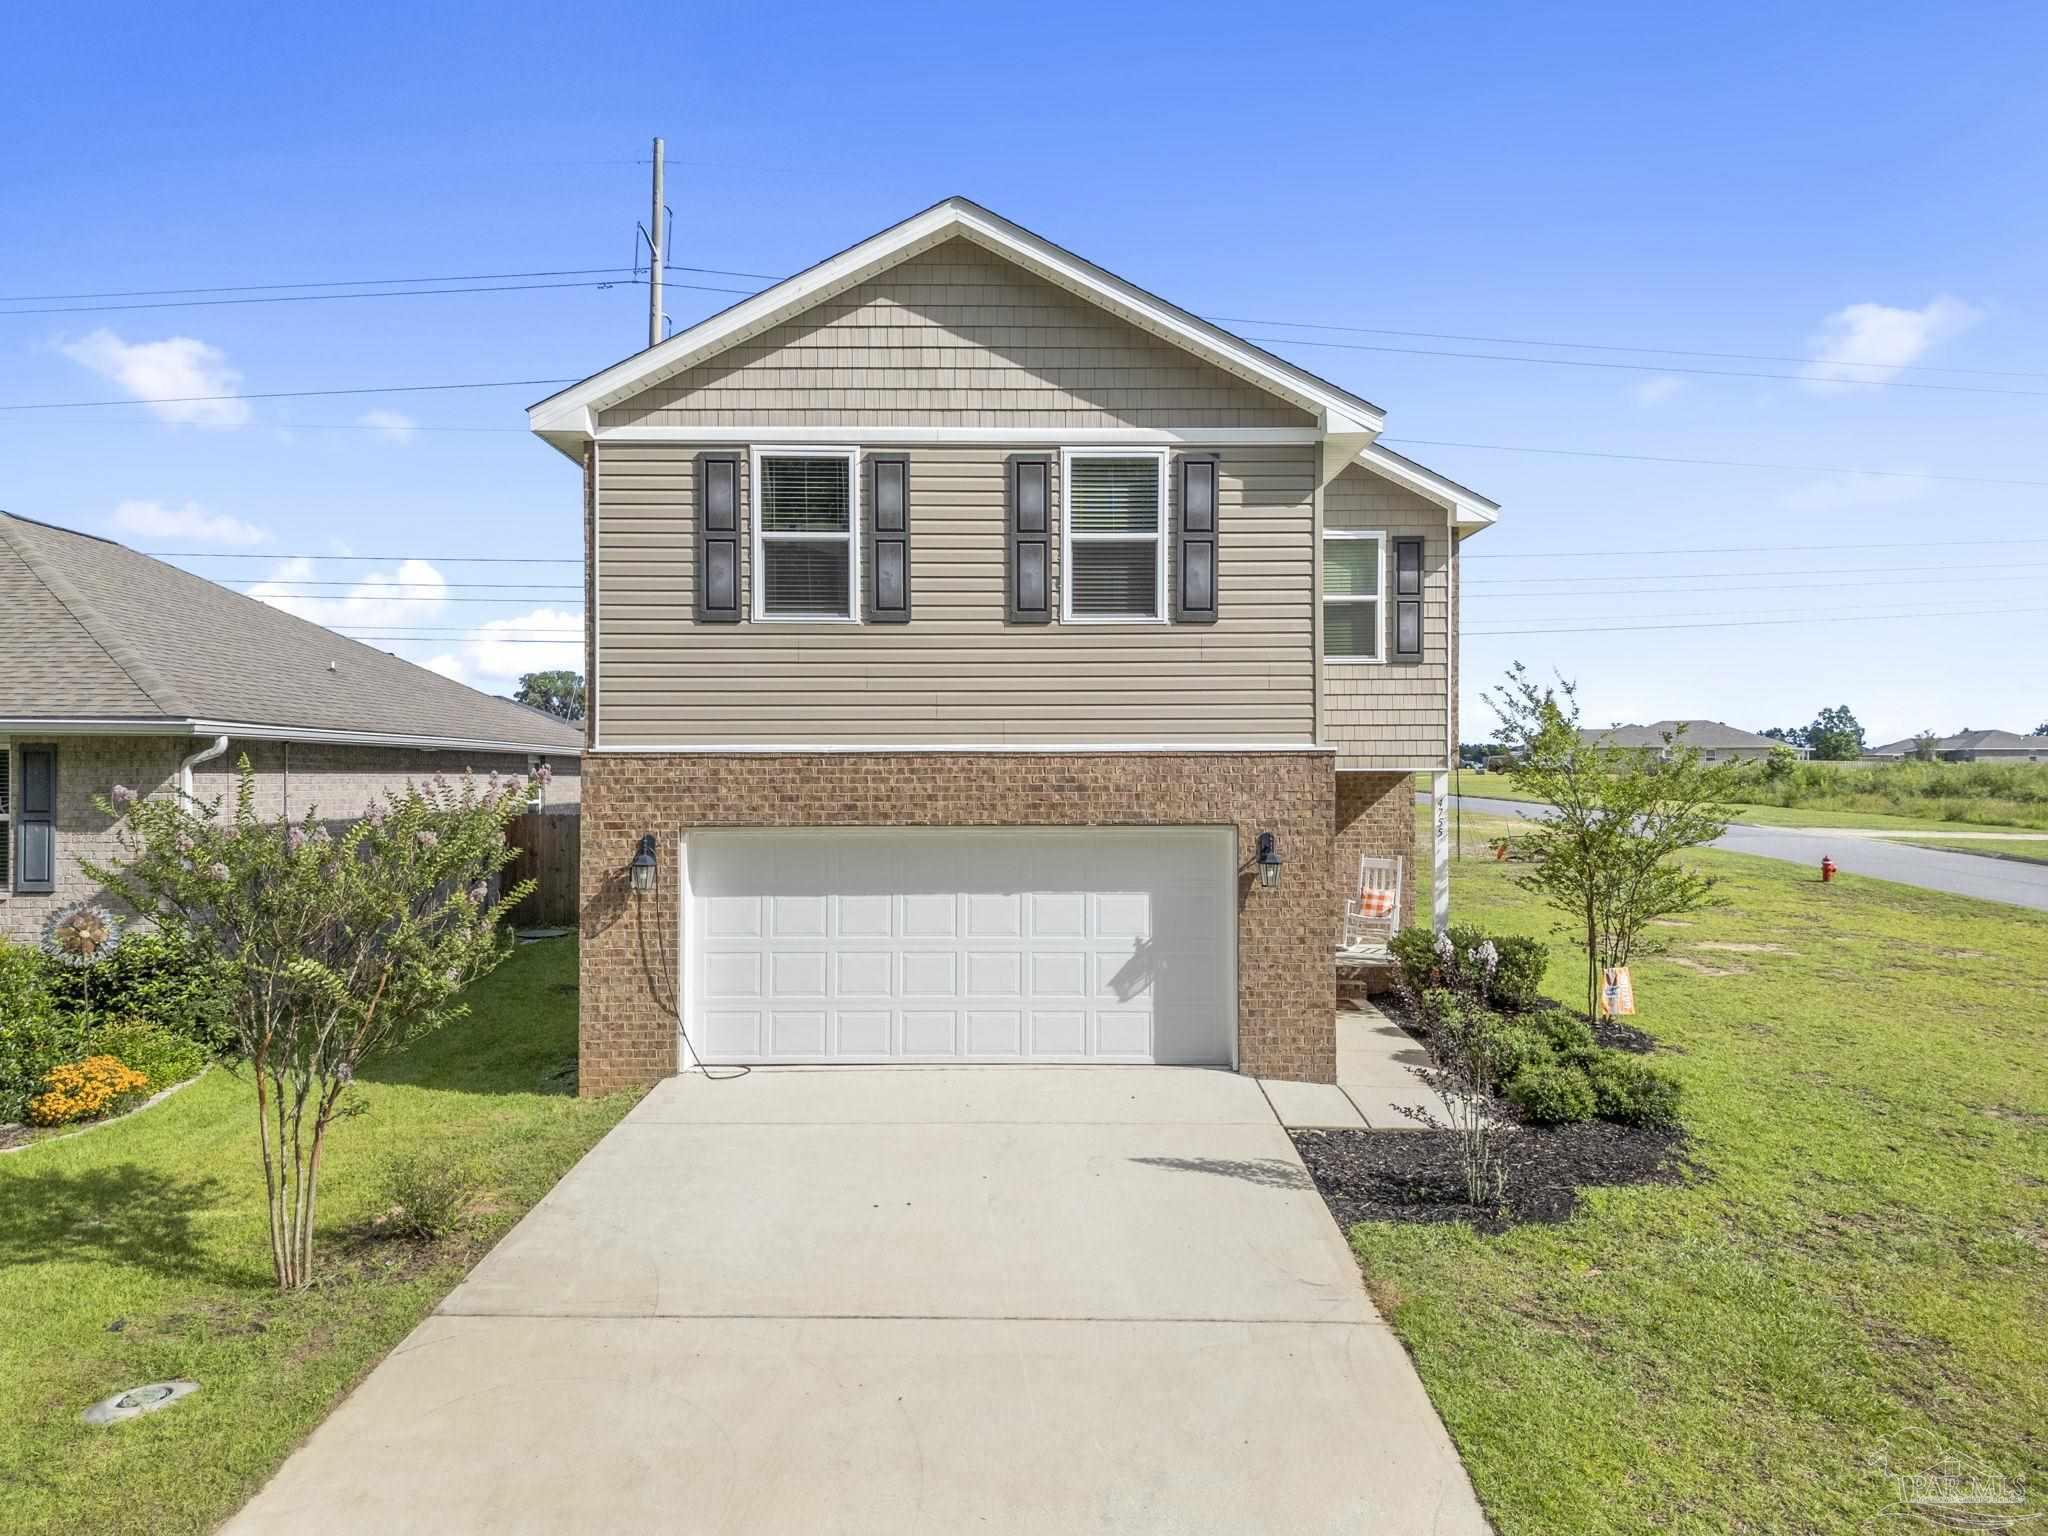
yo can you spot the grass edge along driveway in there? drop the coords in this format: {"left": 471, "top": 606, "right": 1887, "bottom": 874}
{"left": 1351, "top": 846, "right": 2048, "bottom": 1534}
{"left": 0, "top": 938, "right": 638, "bottom": 1536}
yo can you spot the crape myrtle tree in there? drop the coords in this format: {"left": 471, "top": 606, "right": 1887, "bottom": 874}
{"left": 1489, "top": 665, "right": 1737, "bottom": 1023}
{"left": 85, "top": 760, "right": 534, "bottom": 1290}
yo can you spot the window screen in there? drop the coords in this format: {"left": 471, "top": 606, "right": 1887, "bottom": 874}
{"left": 758, "top": 455, "right": 854, "bottom": 618}
{"left": 1066, "top": 455, "right": 1162, "bottom": 619}
{"left": 1323, "top": 534, "right": 1382, "bottom": 659}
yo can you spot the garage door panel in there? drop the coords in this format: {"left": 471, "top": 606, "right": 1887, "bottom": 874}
{"left": 688, "top": 829, "right": 1233, "bottom": 1065}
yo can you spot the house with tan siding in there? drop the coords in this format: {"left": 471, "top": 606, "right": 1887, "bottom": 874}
{"left": 0, "top": 512, "right": 581, "bottom": 941}
{"left": 530, "top": 198, "right": 1498, "bottom": 1090}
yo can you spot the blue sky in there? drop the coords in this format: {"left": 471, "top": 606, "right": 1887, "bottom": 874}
{"left": 8, "top": 1, "right": 2046, "bottom": 743}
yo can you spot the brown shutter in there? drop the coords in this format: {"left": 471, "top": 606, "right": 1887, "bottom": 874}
{"left": 1391, "top": 536, "right": 1425, "bottom": 663}
{"left": 1171, "top": 454, "right": 1219, "bottom": 624}
{"left": 15, "top": 744, "right": 55, "bottom": 894}
{"left": 694, "top": 453, "right": 743, "bottom": 623}
{"left": 863, "top": 454, "right": 912, "bottom": 624}
{"left": 1006, "top": 454, "right": 1053, "bottom": 624}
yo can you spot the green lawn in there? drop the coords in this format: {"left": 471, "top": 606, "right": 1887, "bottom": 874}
{"left": 1435, "top": 771, "right": 2048, "bottom": 834}
{"left": 0, "top": 938, "right": 636, "bottom": 1536}
{"left": 1354, "top": 842, "right": 2048, "bottom": 1534}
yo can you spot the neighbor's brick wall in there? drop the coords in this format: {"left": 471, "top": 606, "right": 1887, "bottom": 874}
{"left": 1334, "top": 770, "right": 1419, "bottom": 935}
{"left": 579, "top": 751, "right": 1338, "bottom": 1094}
{"left": 2, "top": 735, "right": 577, "bottom": 941}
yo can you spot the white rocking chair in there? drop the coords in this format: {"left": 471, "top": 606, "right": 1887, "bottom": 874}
{"left": 1337, "top": 855, "right": 1403, "bottom": 967}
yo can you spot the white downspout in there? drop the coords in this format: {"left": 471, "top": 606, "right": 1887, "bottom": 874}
{"left": 179, "top": 734, "right": 230, "bottom": 804}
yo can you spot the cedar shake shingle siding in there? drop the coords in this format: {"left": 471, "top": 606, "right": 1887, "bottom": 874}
{"left": 602, "top": 238, "right": 1315, "bottom": 433}
{"left": 1323, "top": 464, "right": 1452, "bottom": 770}
{"left": 595, "top": 442, "right": 1317, "bottom": 747}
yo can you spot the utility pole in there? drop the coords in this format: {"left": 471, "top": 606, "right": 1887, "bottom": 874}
{"left": 647, "top": 136, "right": 665, "bottom": 348}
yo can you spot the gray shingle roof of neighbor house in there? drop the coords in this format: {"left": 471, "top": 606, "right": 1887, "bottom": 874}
{"left": 1939, "top": 729, "right": 2048, "bottom": 752}
{"left": 1578, "top": 720, "right": 1784, "bottom": 750}
{"left": 0, "top": 512, "right": 581, "bottom": 753}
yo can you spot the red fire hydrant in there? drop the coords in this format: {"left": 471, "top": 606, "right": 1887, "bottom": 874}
{"left": 1820, "top": 855, "right": 1837, "bottom": 884}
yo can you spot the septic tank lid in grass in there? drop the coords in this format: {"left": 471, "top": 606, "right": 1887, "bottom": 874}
{"left": 83, "top": 1379, "right": 198, "bottom": 1425}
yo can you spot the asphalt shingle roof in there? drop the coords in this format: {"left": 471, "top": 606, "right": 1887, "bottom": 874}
{"left": 0, "top": 513, "right": 580, "bottom": 752}
{"left": 1579, "top": 720, "right": 1784, "bottom": 751}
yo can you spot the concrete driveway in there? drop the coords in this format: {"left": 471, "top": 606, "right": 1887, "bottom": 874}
{"left": 225, "top": 1067, "right": 1489, "bottom": 1535}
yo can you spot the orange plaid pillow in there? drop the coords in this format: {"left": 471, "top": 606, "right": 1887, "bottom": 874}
{"left": 1354, "top": 888, "right": 1396, "bottom": 919}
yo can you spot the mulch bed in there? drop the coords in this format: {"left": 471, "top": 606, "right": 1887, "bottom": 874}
{"left": 1307, "top": 994, "right": 1699, "bottom": 1233}
{"left": 1292, "top": 1120, "right": 1692, "bottom": 1235}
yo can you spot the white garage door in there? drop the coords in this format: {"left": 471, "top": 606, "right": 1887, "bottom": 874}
{"left": 685, "top": 827, "right": 1235, "bottom": 1065}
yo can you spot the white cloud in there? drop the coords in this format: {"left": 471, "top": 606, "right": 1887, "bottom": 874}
{"left": 111, "top": 498, "right": 269, "bottom": 546}
{"left": 460, "top": 607, "right": 583, "bottom": 689}
{"left": 1776, "top": 471, "right": 1927, "bottom": 517}
{"left": 1634, "top": 375, "right": 1684, "bottom": 405}
{"left": 246, "top": 557, "right": 449, "bottom": 630}
{"left": 58, "top": 329, "right": 250, "bottom": 427}
{"left": 420, "top": 654, "right": 468, "bottom": 683}
{"left": 358, "top": 408, "right": 416, "bottom": 444}
{"left": 1800, "top": 296, "right": 1981, "bottom": 392}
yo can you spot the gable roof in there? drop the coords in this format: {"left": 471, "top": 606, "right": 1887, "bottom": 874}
{"left": 1940, "top": 729, "right": 2046, "bottom": 752}
{"left": 530, "top": 196, "right": 1392, "bottom": 454}
{"left": 1581, "top": 720, "right": 1783, "bottom": 751}
{"left": 0, "top": 512, "right": 581, "bottom": 754}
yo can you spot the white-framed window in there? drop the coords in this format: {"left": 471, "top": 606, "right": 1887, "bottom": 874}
{"left": 751, "top": 445, "right": 861, "bottom": 622}
{"left": 0, "top": 740, "right": 10, "bottom": 894}
{"left": 1061, "top": 447, "right": 1167, "bottom": 622}
{"left": 1323, "top": 530, "right": 1384, "bottom": 663}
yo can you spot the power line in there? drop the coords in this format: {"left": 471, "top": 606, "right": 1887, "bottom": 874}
{"left": 1475, "top": 572, "right": 2048, "bottom": 599}
{"left": 1245, "top": 334, "right": 2048, "bottom": 399}
{"left": 1, "top": 275, "right": 761, "bottom": 318}
{"left": 230, "top": 579, "right": 579, "bottom": 592}
{"left": 0, "top": 265, "right": 639, "bottom": 304}
{"left": 1460, "top": 535, "right": 2048, "bottom": 561}
{"left": 1469, "top": 604, "right": 2048, "bottom": 637}
{"left": 251, "top": 593, "right": 578, "bottom": 605}
{"left": 1212, "top": 316, "right": 2048, "bottom": 383}
{"left": 144, "top": 549, "right": 578, "bottom": 562}
{"left": 1465, "top": 557, "right": 2048, "bottom": 586}
{"left": 1379, "top": 436, "right": 2048, "bottom": 491}
{"left": 0, "top": 377, "right": 576, "bottom": 413}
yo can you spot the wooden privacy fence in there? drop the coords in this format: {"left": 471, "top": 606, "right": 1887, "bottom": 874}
{"left": 505, "top": 813, "right": 580, "bottom": 927}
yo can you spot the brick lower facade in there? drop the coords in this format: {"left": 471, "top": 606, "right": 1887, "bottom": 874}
{"left": 1333, "top": 770, "right": 1421, "bottom": 933}
{"left": 1, "top": 734, "right": 579, "bottom": 941}
{"left": 578, "top": 750, "right": 1339, "bottom": 1093}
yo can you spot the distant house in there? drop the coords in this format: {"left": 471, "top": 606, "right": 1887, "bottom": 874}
{"left": 0, "top": 512, "right": 581, "bottom": 940}
{"left": 1577, "top": 720, "right": 1790, "bottom": 764}
{"left": 1868, "top": 730, "right": 2048, "bottom": 763}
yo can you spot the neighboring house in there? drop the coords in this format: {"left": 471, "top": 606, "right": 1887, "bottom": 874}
{"left": 529, "top": 197, "right": 1499, "bottom": 1090}
{"left": 0, "top": 512, "right": 581, "bottom": 941}
{"left": 1579, "top": 720, "right": 1791, "bottom": 763}
{"left": 1867, "top": 729, "right": 2048, "bottom": 763}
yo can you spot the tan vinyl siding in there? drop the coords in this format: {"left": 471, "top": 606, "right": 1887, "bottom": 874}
{"left": 1323, "top": 464, "right": 1451, "bottom": 771}
{"left": 599, "top": 238, "right": 1315, "bottom": 432}
{"left": 595, "top": 443, "right": 1316, "bottom": 746}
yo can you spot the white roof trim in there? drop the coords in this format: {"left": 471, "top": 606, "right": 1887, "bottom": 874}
{"left": 1353, "top": 443, "right": 1501, "bottom": 529}
{"left": 530, "top": 197, "right": 1386, "bottom": 442}
{"left": 0, "top": 716, "right": 580, "bottom": 756}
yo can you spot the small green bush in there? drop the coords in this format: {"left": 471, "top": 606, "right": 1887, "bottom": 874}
{"left": 1589, "top": 1052, "right": 1684, "bottom": 1128}
{"left": 44, "top": 931, "right": 231, "bottom": 1050}
{"left": 1530, "top": 1007, "right": 1599, "bottom": 1066}
{"left": 1486, "top": 936, "right": 1550, "bottom": 1012}
{"left": 1478, "top": 1020, "right": 1552, "bottom": 1083}
{"left": 1506, "top": 1059, "right": 1598, "bottom": 1124}
{"left": 0, "top": 1015, "right": 88, "bottom": 1125}
{"left": 91, "top": 1018, "right": 206, "bottom": 1103}
{"left": 1389, "top": 927, "right": 1446, "bottom": 994}
{"left": 378, "top": 1152, "right": 477, "bottom": 1240}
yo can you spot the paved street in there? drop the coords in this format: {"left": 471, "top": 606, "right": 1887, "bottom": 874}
{"left": 1442, "top": 794, "right": 2048, "bottom": 913}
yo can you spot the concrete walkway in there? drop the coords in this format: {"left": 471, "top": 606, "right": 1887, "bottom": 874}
{"left": 1260, "top": 1004, "right": 1436, "bottom": 1130}
{"left": 1445, "top": 792, "right": 2048, "bottom": 913}
{"left": 224, "top": 1067, "right": 1489, "bottom": 1535}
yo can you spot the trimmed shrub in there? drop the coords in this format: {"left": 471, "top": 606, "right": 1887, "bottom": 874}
{"left": 1, "top": 945, "right": 80, "bottom": 1123}
{"left": 92, "top": 1019, "right": 206, "bottom": 1100}
{"left": 1531, "top": 1007, "right": 1600, "bottom": 1067}
{"left": 1485, "top": 935, "right": 1550, "bottom": 1012}
{"left": 44, "top": 931, "right": 231, "bottom": 1051}
{"left": 1478, "top": 1020, "right": 1552, "bottom": 1084}
{"left": 1506, "top": 1059, "right": 1598, "bottom": 1124}
{"left": 1389, "top": 927, "right": 1447, "bottom": 994}
{"left": 1589, "top": 1052, "right": 1684, "bottom": 1128}
{"left": 378, "top": 1152, "right": 477, "bottom": 1240}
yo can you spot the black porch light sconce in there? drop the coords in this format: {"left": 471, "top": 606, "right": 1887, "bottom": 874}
{"left": 1256, "top": 831, "right": 1282, "bottom": 890}
{"left": 628, "top": 834, "right": 658, "bottom": 896}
